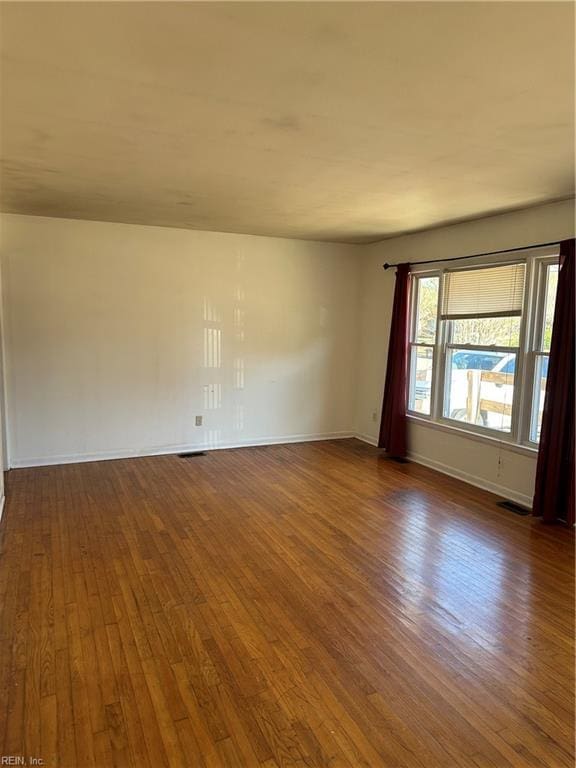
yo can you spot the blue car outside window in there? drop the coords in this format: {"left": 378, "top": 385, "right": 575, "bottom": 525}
{"left": 501, "top": 358, "right": 515, "bottom": 374}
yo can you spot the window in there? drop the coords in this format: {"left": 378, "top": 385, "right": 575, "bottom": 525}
{"left": 406, "top": 249, "right": 559, "bottom": 447}
{"left": 407, "top": 276, "right": 438, "bottom": 415}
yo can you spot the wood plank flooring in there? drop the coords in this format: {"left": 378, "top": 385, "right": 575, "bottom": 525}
{"left": 0, "top": 438, "right": 573, "bottom": 767}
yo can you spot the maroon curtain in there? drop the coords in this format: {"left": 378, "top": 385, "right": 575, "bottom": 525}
{"left": 378, "top": 263, "right": 411, "bottom": 458}
{"left": 533, "top": 238, "right": 575, "bottom": 525}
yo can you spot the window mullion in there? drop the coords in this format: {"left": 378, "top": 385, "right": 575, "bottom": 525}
{"left": 445, "top": 343, "right": 519, "bottom": 354}
{"left": 431, "top": 268, "right": 446, "bottom": 421}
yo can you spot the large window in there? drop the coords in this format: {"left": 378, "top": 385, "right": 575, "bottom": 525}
{"left": 407, "top": 250, "right": 559, "bottom": 446}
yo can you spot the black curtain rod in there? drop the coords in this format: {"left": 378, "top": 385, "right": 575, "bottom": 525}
{"left": 382, "top": 239, "right": 561, "bottom": 270}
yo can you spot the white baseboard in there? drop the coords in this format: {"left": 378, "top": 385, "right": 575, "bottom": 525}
{"left": 408, "top": 451, "right": 533, "bottom": 508}
{"left": 10, "top": 431, "right": 355, "bottom": 469}
{"left": 354, "top": 432, "right": 379, "bottom": 447}
{"left": 354, "top": 434, "right": 532, "bottom": 507}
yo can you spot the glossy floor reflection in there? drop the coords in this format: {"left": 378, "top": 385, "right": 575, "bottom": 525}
{"left": 0, "top": 439, "right": 573, "bottom": 767}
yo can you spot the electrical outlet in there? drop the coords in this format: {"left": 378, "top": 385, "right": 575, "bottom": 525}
{"left": 195, "top": 415, "right": 203, "bottom": 426}
{"left": 372, "top": 410, "right": 378, "bottom": 422}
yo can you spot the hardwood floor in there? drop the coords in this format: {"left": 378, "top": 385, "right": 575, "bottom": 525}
{"left": 0, "top": 438, "right": 573, "bottom": 767}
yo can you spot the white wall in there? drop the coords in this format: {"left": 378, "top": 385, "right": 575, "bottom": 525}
{"left": 1, "top": 214, "right": 360, "bottom": 467}
{"left": 355, "top": 199, "right": 575, "bottom": 506}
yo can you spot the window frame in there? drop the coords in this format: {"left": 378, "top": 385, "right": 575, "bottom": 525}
{"left": 406, "top": 247, "right": 560, "bottom": 448}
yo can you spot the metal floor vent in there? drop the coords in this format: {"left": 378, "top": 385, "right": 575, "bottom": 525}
{"left": 178, "top": 451, "right": 207, "bottom": 458}
{"left": 497, "top": 500, "right": 531, "bottom": 516}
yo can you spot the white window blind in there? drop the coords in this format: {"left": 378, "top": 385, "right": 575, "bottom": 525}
{"left": 441, "top": 263, "right": 526, "bottom": 320}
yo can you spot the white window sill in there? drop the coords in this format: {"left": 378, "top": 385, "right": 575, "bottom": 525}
{"left": 406, "top": 414, "right": 539, "bottom": 458}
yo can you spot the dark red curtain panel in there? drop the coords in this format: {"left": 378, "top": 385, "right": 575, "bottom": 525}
{"left": 533, "top": 238, "right": 575, "bottom": 525}
{"left": 378, "top": 263, "right": 411, "bottom": 458}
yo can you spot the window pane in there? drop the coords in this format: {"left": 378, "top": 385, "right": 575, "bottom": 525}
{"left": 451, "top": 316, "right": 521, "bottom": 347}
{"left": 542, "top": 264, "right": 559, "bottom": 352}
{"left": 414, "top": 277, "right": 439, "bottom": 343}
{"left": 530, "top": 355, "right": 549, "bottom": 442}
{"left": 444, "top": 348, "right": 516, "bottom": 432}
{"left": 408, "top": 346, "right": 434, "bottom": 415}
